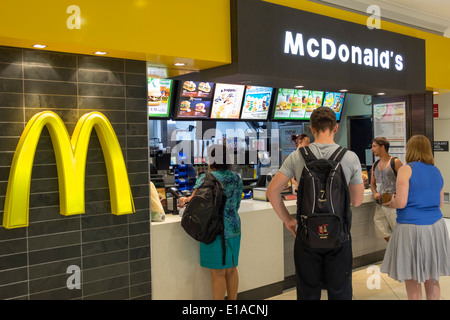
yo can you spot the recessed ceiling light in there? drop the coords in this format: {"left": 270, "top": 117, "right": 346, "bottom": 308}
{"left": 294, "top": 85, "right": 304, "bottom": 88}
{"left": 32, "top": 44, "right": 47, "bottom": 49}
{"left": 174, "top": 63, "right": 186, "bottom": 66}
{"left": 339, "top": 89, "right": 348, "bottom": 92}
{"left": 377, "top": 92, "right": 386, "bottom": 95}
{"left": 94, "top": 51, "right": 108, "bottom": 55}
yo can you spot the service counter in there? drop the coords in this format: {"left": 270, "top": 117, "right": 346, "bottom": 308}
{"left": 150, "top": 190, "right": 385, "bottom": 300}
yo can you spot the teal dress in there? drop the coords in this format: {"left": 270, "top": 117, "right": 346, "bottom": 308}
{"left": 193, "top": 170, "right": 243, "bottom": 269}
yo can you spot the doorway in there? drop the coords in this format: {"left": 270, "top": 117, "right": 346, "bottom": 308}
{"left": 347, "top": 116, "right": 373, "bottom": 167}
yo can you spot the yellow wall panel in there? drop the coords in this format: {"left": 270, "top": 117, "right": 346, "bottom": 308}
{"left": 0, "top": 0, "right": 231, "bottom": 69}
{"left": 1, "top": 0, "right": 449, "bottom": 90}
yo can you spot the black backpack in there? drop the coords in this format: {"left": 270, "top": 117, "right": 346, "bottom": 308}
{"left": 181, "top": 172, "right": 227, "bottom": 264}
{"left": 297, "top": 146, "right": 351, "bottom": 249}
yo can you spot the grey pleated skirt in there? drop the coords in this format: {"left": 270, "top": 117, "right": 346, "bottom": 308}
{"left": 381, "top": 218, "right": 450, "bottom": 283}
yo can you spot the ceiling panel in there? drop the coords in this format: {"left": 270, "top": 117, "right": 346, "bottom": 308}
{"left": 313, "top": 0, "right": 450, "bottom": 36}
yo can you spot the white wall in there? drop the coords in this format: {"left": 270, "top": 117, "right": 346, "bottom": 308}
{"left": 433, "top": 92, "right": 450, "bottom": 218}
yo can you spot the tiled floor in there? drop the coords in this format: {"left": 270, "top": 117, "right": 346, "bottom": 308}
{"left": 268, "top": 218, "right": 450, "bottom": 300}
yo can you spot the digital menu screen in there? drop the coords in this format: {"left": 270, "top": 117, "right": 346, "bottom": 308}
{"left": 322, "top": 92, "right": 346, "bottom": 121}
{"left": 273, "top": 89, "right": 324, "bottom": 120}
{"left": 210, "top": 83, "right": 245, "bottom": 119}
{"left": 175, "top": 80, "right": 215, "bottom": 119}
{"left": 240, "top": 86, "right": 273, "bottom": 120}
{"left": 148, "top": 78, "right": 174, "bottom": 118}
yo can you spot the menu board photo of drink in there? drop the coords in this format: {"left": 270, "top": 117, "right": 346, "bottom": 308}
{"left": 210, "top": 83, "right": 245, "bottom": 119}
{"left": 175, "top": 80, "right": 215, "bottom": 119}
{"left": 273, "top": 89, "right": 324, "bottom": 120}
{"left": 148, "top": 78, "right": 174, "bottom": 118}
{"left": 322, "top": 92, "right": 346, "bottom": 121}
{"left": 240, "top": 86, "right": 273, "bottom": 120}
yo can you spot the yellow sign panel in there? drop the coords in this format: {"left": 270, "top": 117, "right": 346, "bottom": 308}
{"left": 3, "top": 111, "right": 135, "bottom": 229}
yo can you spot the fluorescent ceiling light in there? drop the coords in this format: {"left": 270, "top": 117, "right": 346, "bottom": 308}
{"left": 32, "top": 44, "right": 47, "bottom": 49}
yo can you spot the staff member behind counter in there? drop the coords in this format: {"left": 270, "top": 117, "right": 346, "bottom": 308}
{"left": 179, "top": 144, "right": 243, "bottom": 300}
{"left": 291, "top": 134, "right": 311, "bottom": 192}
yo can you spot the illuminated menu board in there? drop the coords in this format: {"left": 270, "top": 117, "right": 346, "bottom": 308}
{"left": 148, "top": 78, "right": 174, "bottom": 118}
{"left": 273, "top": 89, "right": 324, "bottom": 120}
{"left": 175, "top": 81, "right": 215, "bottom": 119}
{"left": 210, "top": 83, "right": 245, "bottom": 119}
{"left": 322, "top": 92, "right": 346, "bottom": 121}
{"left": 240, "top": 86, "right": 273, "bottom": 120}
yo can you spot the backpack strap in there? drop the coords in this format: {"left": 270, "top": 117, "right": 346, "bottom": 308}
{"left": 299, "top": 146, "right": 317, "bottom": 163}
{"left": 329, "top": 146, "right": 347, "bottom": 162}
{"left": 391, "top": 157, "right": 398, "bottom": 177}
{"left": 208, "top": 172, "right": 226, "bottom": 265}
{"left": 373, "top": 157, "right": 397, "bottom": 177}
{"left": 373, "top": 159, "right": 380, "bottom": 171}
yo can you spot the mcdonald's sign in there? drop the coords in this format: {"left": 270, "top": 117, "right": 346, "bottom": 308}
{"left": 3, "top": 111, "right": 135, "bottom": 229}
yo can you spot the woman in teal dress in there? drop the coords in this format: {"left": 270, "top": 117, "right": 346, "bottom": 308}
{"left": 179, "top": 144, "right": 243, "bottom": 300}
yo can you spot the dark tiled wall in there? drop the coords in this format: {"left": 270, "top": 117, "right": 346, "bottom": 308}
{"left": 0, "top": 46, "right": 151, "bottom": 299}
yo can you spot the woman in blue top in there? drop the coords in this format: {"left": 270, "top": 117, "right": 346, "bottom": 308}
{"left": 179, "top": 144, "right": 243, "bottom": 300}
{"left": 381, "top": 135, "right": 450, "bottom": 300}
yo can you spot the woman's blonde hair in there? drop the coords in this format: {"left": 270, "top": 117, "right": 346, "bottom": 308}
{"left": 405, "top": 135, "right": 434, "bottom": 165}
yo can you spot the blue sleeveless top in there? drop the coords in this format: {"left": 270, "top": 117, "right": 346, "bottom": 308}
{"left": 396, "top": 161, "right": 443, "bottom": 225}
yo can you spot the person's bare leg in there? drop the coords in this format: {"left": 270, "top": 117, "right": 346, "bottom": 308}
{"left": 210, "top": 269, "right": 226, "bottom": 300}
{"left": 424, "top": 279, "right": 440, "bottom": 300}
{"left": 405, "top": 279, "right": 422, "bottom": 300}
{"left": 225, "top": 266, "right": 239, "bottom": 300}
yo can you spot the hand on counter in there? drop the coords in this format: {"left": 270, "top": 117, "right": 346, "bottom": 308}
{"left": 178, "top": 190, "right": 196, "bottom": 207}
{"left": 372, "top": 192, "right": 381, "bottom": 201}
{"left": 178, "top": 197, "right": 188, "bottom": 207}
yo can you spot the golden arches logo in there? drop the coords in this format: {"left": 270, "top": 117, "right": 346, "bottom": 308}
{"left": 3, "top": 111, "right": 135, "bottom": 229}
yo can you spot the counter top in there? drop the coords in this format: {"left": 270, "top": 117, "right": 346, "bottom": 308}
{"left": 152, "top": 190, "right": 375, "bottom": 226}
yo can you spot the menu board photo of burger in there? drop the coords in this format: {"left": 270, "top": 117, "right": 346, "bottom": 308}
{"left": 273, "top": 88, "right": 307, "bottom": 120}
{"left": 148, "top": 77, "right": 173, "bottom": 118}
{"left": 180, "top": 80, "right": 214, "bottom": 99}
{"left": 176, "top": 97, "right": 212, "bottom": 119}
{"left": 273, "top": 89, "right": 324, "bottom": 120}
{"left": 240, "top": 86, "right": 273, "bottom": 120}
{"left": 303, "top": 91, "right": 324, "bottom": 119}
{"left": 210, "top": 83, "right": 245, "bottom": 119}
{"left": 175, "top": 80, "right": 215, "bottom": 119}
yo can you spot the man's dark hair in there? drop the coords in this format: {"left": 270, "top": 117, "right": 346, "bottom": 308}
{"left": 207, "top": 144, "right": 232, "bottom": 171}
{"left": 373, "top": 136, "right": 390, "bottom": 153}
{"left": 310, "top": 107, "right": 337, "bottom": 133}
